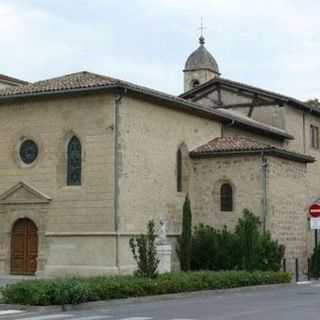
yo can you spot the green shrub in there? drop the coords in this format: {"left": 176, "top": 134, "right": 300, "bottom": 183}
{"left": 177, "top": 194, "right": 192, "bottom": 271}
{"left": 129, "top": 220, "right": 159, "bottom": 278}
{"left": 236, "top": 209, "right": 261, "bottom": 271}
{"left": 1, "top": 271, "right": 291, "bottom": 306}
{"left": 191, "top": 225, "right": 238, "bottom": 271}
{"left": 190, "top": 209, "right": 285, "bottom": 272}
{"left": 256, "top": 232, "right": 285, "bottom": 272}
{"left": 311, "top": 245, "right": 320, "bottom": 279}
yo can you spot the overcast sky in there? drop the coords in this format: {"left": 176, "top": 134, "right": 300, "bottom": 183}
{"left": 0, "top": 0, "right": 319, "bottom": 100}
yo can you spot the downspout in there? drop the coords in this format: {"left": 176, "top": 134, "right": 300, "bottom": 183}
{"left": 302, "top": 110, "right": 306, "bottom": 153}
{"left": 261, "top": 152, "right": 268, "bottom": 234}
{"left": 113, "top": 88, "right": 126, "bottom": 272}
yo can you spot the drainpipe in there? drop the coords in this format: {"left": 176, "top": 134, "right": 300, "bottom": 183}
{"left": 302, "top": 111, "right": 306, "bottom": 153}
{"left": 113, "top": 88, "right": 126, "bottom": 272}
{"left": 261, "top": 153, "right": 268, "bottom": 233}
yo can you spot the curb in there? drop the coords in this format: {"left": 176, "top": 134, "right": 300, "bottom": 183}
{"left": 0, "top": 281, "right": 309, "bottom": 313}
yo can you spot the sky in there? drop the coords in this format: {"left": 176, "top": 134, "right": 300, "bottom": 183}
{"left": 0, "top": 0, "right": 319, "bottom": 100}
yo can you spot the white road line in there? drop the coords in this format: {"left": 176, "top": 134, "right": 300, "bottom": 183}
{"left": 311, "top": 283, "right": 320, "bottom": 287}
{"left": 297, "top": 281, "right": 312, "bottom": 285}
{"left": 17, "top": 314, "right": 74, "bottom": 320}
{"left": 118, "top": 318, "right": 152, "bottom": 320}
{"left": 0, "top": 310, "right": 24, "bottom": 315}
{"left": 76, "top": 316, "right": 112, "bottom": 320}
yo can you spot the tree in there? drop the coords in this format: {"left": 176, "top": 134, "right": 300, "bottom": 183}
{"left": 235, "top": 209, "right": 262, "bottom": 271}
{"left": 129, "top": 220, "right": 159, "bottom": 278}
{"left": 177, "top": 194, "right": 192, "bottom": 271}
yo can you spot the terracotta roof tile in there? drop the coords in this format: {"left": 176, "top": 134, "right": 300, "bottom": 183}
{"left": 0, "top": 71, "right": 117, "bottom": 96}
{"left": 0, "top": 73, "right": 28, "bottom": 85}
{"left": 190, "top": 136, "right": 314, "bottom": 163}
{"left": 191, "top": 136, "right": 269, "bottom": 154}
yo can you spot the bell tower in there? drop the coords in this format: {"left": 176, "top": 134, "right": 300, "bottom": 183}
{"left": 183, "top": 31, "right": 220, "bottom": 92}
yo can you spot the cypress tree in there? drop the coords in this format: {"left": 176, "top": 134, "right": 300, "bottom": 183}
{"left": 177, "top": 194, "right": 192, "bottom": 271}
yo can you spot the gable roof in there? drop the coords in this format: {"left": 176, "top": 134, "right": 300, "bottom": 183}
{"left": 0, "top": 181, "right": 51, "bottom": 205}
{"left": 190, "top": 136, "right": 314, "bottom": 163}
{"left": 0, "top": 74, "right": 28, "bottom": 86}
{"left": 0, "top": 71, "right": 292, "bottom": 140}
{"left": 180, "top": 77, "right": 319, "bottom": 115}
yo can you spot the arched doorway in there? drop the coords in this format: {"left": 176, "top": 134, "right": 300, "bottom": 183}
{"left": 11, "top": 218, "right": 38, "bottom": 275}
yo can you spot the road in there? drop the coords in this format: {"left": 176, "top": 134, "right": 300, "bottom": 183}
{"left": 1, "top": 282, "right": 320, "bottom": 320}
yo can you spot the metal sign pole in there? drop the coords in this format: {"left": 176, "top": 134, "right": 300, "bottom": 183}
{"left": 315, "top": 229, "right": 318, "bottom": 249}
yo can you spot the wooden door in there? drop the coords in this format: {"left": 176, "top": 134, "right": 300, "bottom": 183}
{"left": 11, "top": 219, "right": 38, "bottom": 275}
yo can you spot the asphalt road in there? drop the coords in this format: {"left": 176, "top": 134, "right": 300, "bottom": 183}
{"left": 1, "top": 282, "right": 320, "bottom": 320}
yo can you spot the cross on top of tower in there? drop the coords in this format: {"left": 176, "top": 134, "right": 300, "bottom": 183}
{"left": 199, "top": 17, "right": 206, "bottom": 45}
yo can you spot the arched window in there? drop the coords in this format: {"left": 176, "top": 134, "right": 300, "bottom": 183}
{"left": 67, "top": 136, "right": 81, "bottom": 185}
{"left": 177, "top": 148, "right": 182, "bottom": 192}
{"left": 220, "top": 183, "right": 233, "bottom": 211}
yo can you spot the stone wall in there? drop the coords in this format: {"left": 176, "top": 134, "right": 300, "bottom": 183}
{"left": 117, "top": 95, "right": 222, "bottom": 272}
{"left": 267, "top": 156, "right": 309, "bottom": 272}
{"left": 191, "top": 155, "right": 263, "bottom": 230}
{"left": 191, "top": 153, "right": 310, "bottom": 272}
{"left": 0, "top": 93, "right": 116, "bottom": 276}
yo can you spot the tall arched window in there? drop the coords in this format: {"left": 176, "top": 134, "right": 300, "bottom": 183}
{"left": 220, "top": 183, "right": 233, "bottom": 211}
{"left": 67, "top": 136, "right": 81, "bottom": 186}
{"left": 177, "top": 148, "right": 182, "bottom": 192}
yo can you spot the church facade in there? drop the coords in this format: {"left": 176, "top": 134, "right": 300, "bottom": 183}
{"left": 0, "top": 37, "right": 318, "bottom": 277}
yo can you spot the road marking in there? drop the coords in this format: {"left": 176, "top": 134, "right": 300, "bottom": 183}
{"left": 118, "top": 318, "right": 152, "bottom": 320}
{"left": 0, "top": 310, "right": 24, "bottom": 315}
{"left": 18, "top": 314, "right": 74, "bottom": 320}
{"left": 311, "top": 283, "right": 320, "bottom": 287}
{"left": 297, "top": 281, "right": 312, "bottom": 285}
{"left": 76, "top": 316, "right": 112, "bottom": 320}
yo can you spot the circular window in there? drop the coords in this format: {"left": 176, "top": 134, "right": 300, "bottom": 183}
{"left": 19, "top": 140, "right": 38, "bottom": 164}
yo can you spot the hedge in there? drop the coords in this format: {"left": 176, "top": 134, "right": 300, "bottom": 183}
{"left": 1, "top": 271, "right": 291, "bottom": 306}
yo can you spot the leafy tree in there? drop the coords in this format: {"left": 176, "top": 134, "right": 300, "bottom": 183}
{"left": 129, "top": 220, "right": 159, "bottom": 278}
{"left": 177, "top": 194, "right": 192, "bottom": 271}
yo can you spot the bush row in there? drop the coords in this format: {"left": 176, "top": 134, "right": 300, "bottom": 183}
{"left": 1, "top": 271, "right": 291, "bottom": 306}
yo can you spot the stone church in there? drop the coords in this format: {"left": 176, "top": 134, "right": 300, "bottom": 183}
{"left": 0, "top": 35, "right": 318, "bottom": 277}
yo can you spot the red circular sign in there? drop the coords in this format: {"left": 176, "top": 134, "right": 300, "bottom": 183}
{"left": 309, "top": 203, "right": 320, "bottom": 218}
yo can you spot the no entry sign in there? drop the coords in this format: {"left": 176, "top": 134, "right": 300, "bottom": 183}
{"left": 310, "top": 203, "right": 320, "bottom": 217}
{"left": 309, "top": 203, "right": 320, "bottom": 229}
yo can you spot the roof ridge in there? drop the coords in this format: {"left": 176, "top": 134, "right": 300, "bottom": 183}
{"left": 0, "top": 73, "right": 28, "bottom": 85}
{"left": 180, "top": 76, "right": 306, "bottom": 107}
{"left": 190, "top": 135, "right": 314, "bottom": 163}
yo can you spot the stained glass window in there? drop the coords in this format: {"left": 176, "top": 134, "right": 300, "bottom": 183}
{"left": 20, "top": 140, "right": 38, "bottom": 164}
{"left": 67, "top": 136, "right": 81, "bottom": 185}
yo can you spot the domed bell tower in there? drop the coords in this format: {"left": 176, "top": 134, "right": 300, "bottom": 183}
{"left": 183, "top": 35, "right": 220, "bottom": 92}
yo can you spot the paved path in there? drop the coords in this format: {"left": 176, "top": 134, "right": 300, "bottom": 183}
{"left": 1, "top": 282, "right": 320, "bottom": 320}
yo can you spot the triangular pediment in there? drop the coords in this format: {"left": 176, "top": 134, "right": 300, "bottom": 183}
{"left": 0, "top": 182, "right": 51, "bottom": 205}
